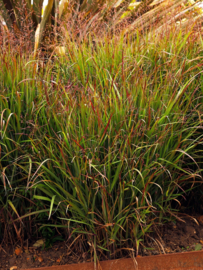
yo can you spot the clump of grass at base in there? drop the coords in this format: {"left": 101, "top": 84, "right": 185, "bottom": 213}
{"left": 1, "top": 22, "right": 203, "bottom": 259}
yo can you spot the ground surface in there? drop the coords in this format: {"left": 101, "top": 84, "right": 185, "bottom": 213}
{"left": 1, "top": 215, "right": 203, "bottom": 270}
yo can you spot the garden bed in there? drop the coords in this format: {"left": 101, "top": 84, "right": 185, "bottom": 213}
{"left": 1, "top": 215, "right": 203, "bottom": 270}
{"left": 1, "top": 4, "right": 203, "bottom": 270}
{"left": 1, "top": 250, "right": 203, "bottom": 270}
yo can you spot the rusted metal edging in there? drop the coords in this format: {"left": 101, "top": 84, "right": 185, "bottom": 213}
{"left": 26, "top": 250, "right": 203, "bottom": 270}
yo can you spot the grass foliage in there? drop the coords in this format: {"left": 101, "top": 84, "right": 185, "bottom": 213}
{"left": 1, "top": 3, "right": 203, "bottom": 260}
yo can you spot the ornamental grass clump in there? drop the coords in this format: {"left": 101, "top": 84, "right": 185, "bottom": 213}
{"left": 27, "top": 26, "right": 203, "bottom": 257}
{"left": 1, "top": 3, "right": 203, "bottom": 260}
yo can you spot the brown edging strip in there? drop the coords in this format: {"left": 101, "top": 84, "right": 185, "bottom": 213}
{"left": 26, "top": 250, "right": 203, "bottom": 270}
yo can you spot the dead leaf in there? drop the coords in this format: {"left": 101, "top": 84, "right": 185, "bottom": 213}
{"left": 10, "top": 267, "right": 17, "bottom": 270}
{"left": 15, "top": 248, "right": 22, "bottom": 256}
{"left": 38, "top": 256, "right": 43, "bottom": 262}
{"left": 33, "top": 239, "right": 45, "bottom": 248}
{"left": 56, "top": 258, "right": 61, "bottom": 263}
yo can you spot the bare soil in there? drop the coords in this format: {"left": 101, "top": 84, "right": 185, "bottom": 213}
{"left": 1, "top": 215, "right": 203, "bottom": 270}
